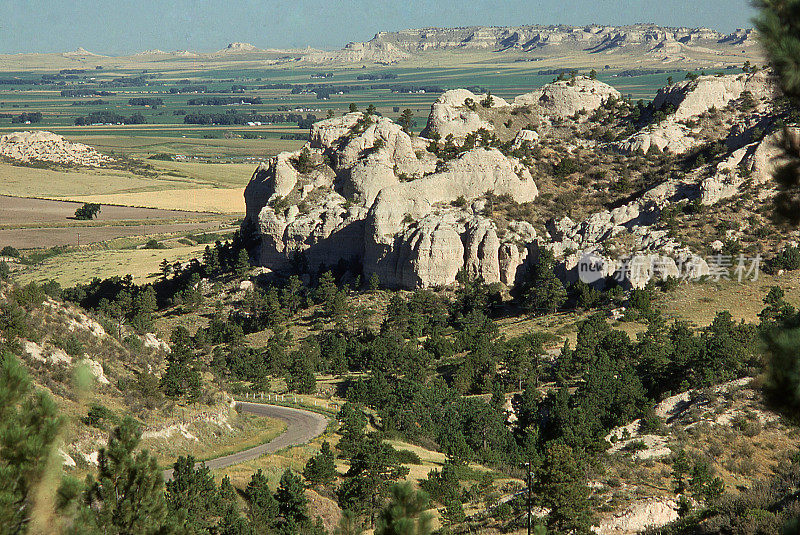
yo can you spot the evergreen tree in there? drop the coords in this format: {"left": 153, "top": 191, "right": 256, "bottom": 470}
{"left": 245, "top": 469, "right": 277, "bottom": 531}
{"left": 398, "top": 109, "right": 415, "bottom": 134}
{"left": 368, "top": 272, "right": 380, "bottom": 292}
{"left": 337, "top": 434, "right": 409, "bottom": 527}
{"left": 535, "top": 444, "right": 593, "bottom": 534}
{"left": 234, "top": 248, "right": 250, "bottom": 278}
{"left": 0, "top": 352, "right": 62, "bottom": 533}
{"left": 165, "top": 455, "right": 220, "bottom": 534}
{"left": 313, "top": 271, "right": 338, "bottom": 305}
{"left": 218, "top": 475, "right": 238, "bottom": 514}
{"left": 285, "top": 354, "right": 316, "bottom": 394}
{"left": 438, "top": 498, "right": 465, "bottom": 527}
{"left": 520, "top": 249, "right": 567, "bottom": 315}
{"left": 81, "top": 417, "right": 171, "bottom": 534}
{"left": 303, "top": 441, "right": 337, "bottom": 488}
{"left": 280, "top": 275, "right": 304, "bottom": 314}
{"left": 337, "top": 403, "right": 368, "bottom": 459}
{"left": 160, "top": 258, "right": 173, "bottom": 280}
{"left": 755, "top": 0, "right": 800, "bottom": 224}
{"left": 275, "top": 469, "right": 308, "bottom": 524}
{"left": 218, "top": 507, "right": 252, "bottom": 535}
{"left": 375, "top": 483, "right": 433, "bottom": 535}
{"left": 203, "top": 246, "right": 221, "bottom": 277}
{"left": 334, "top": 510, "right": 364, "bottom": 535}
{"left": 160, "top": 326, "right": 203, "bottom": 401}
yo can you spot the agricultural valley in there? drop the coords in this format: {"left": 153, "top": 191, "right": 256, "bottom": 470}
{"left": 3, "top": 18, "right": 800, "bottom": 535}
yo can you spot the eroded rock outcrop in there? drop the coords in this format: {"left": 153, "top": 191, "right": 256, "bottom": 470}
{"left": 514, "top": 77, "right": 622, "bottom": 119}
{"left": 422, "top": 89, "right": 509, "bottom": 141}
{"left": 244, "top": 108, "right": 538, "bottom": 289}
{"left": 700, "top": 128, "right": 791, "bottom": 205}
{"left": 244, "top": 70, "right": 778, "bottom": 291}
{"left": 617, "top": 71, "right": 778, "bottom": 155}
{"left": 0, "top": 131, "right": 112, "bottom": 167}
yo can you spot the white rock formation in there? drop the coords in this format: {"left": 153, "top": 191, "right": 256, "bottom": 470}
{"left": 617, "top": 71, "right": 778, "bottom": 155}
{"left": 0, "top": 131, "right": 112, "bottom": 167}
{"left": 595, "top": 498, "right": 679, "bottom": 535}
{"left": 700, "top": 129, "right": 791, "bottom": 205}
{"left": 244, "top": 105, "right": 538, "bottom": 289}
{"left": 422, "top": 89, "right": 508, "bottom": 141}
{"left": 514, "top": 77, "right": 622, "bottom": 119}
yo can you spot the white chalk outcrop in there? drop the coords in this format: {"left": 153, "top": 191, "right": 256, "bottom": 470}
{"left": 0, "top": 131, "right": 112, "bottom": 167}
{"left": 514, "top": 76, "right": 622, "bottom": 119}
{"left": 244, "top": 103, "right": 538, "bottom": 288}
{"left": 617, "top": 71, "right": 778, "bottom": 155}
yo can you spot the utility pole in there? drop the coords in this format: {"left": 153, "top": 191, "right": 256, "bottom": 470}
{"left": 524, "top": 461, "right": 533, "bottom": 535}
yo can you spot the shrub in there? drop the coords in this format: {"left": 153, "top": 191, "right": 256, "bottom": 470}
{"left": 623, "top": 440, "right": 648, "bottom": 452}
{"left": 82, "top": 404, "right": 116, "bottom": 429}
{"left": 769, "top": 245, "right": 800, "bottom": 272}
{"left": 553, "top": 157, "right": 579, "bottom": 178}
{"left": 395, "top": 449, "right": 422, "bottom": 465}
{"left": 0, "top": 246, "right": 20, "bottom": 258}
{"left": 74, "top": 203, "right": 101, "bottom": 220}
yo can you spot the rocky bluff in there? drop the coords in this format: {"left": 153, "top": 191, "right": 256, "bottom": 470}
{"left": 243, "top": 72, "right": 782, "bottom": 290}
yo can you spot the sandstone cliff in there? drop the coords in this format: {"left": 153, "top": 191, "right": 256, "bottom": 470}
{"left": 243, "top": 71, "right": 787, "bottom": 291}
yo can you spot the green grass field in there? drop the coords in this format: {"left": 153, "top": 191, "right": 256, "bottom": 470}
{"left": 0, "top": 50, "right": 737, "bottom": 150}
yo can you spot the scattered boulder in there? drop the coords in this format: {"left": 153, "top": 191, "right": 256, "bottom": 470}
{"left": 142, "top": 333, "right": 170, "bottom": 352}
{"left": 78, "top": 358, "right": 110, "bottom": 385}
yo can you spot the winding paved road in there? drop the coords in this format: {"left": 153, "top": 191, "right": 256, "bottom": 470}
{"left": 163, "top": 402, "right": 330, "bottom": 479}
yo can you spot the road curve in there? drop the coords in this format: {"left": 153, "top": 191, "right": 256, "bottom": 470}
{"left": 163, "top": 402, "right": 330, "bottom": 479}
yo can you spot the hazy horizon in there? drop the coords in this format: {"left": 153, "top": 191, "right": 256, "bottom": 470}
{"left": 0, "top": 0, "right": 757, "bottom": 56}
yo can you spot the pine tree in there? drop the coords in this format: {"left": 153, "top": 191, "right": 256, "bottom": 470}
{"left": 521, "top": 249, "right": 567, "bottom": 315}
{"left": 368, "top": 272, "right": 380, "bottom": 292}
{"left": 398, "top": 109, "right": 415, "bottom": 134}
{"left": 0, "top": 352, "right": 62, "bottom": 533}
{"left": 375, "top": 483, "right": 433, "bottom": 535}
{"left": 337, "top": 434, "right": 409, "bottom": 527}
{"left": 245, "top": 469, "right": 277, "bottom": 531}
{"left": 234, "top": 248, "right": 250, "bottom": 278}
{"left": 217, "top": 475, "right": 238, "bottom": 514}
{"left": 303, "top": 441, "right": 337, "bottom": 487}
{"left": 334, "top": 510, "right": 364, "bottom": 535}
{"left": 535, "top": 444, "right": 593, "bottom": 534}
{"left": 81, "top": 416, "right": 170, "bottom": 534}
{"left": 203, "top": 246, "right": 221, "bottom": 277}
{"left": 755, "top": 0, "right": 800, "bottom": 224}
{"left": 275, "top": 469, "right": 308, "bottom": 524}
{"left": 160, "top": 258, "right": 172, "bottom": 280}
{"left": 285, "top": 355, "right": 316, "bottom": 394}
{"left": 160, "top": 326, "right": 202, "bottom": 401}
{"left": 438, "top": 498, "right": 465, "bottom": 526}
{"left": 165, "top": 455, "right": 220, "bottom": 534}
